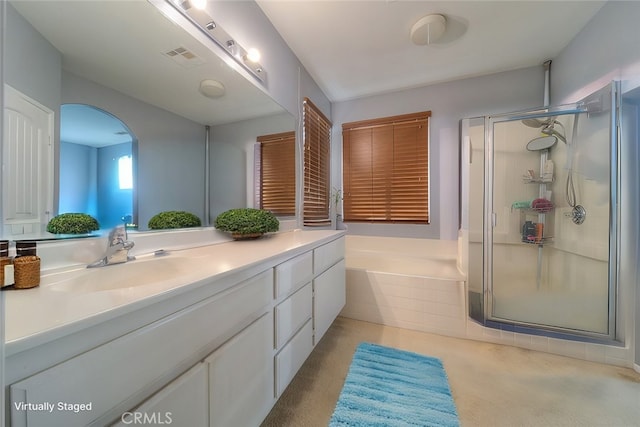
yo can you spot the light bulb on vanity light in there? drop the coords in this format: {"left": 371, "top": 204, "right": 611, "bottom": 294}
{"left": 191, "top": 0, "right": 207, "bottom": 10}
{"left": 246, "top": 48, "right": 261, "bottom": 63}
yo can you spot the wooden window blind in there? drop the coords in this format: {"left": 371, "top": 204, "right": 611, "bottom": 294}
{"left": 257, "top": 131, "right": 295, "bottom": 216}
{"left": 342, "top": 111, "right": 430, "bottom": 223}
{"left": 303, "top": 98, "right": 331, "bottom": 227}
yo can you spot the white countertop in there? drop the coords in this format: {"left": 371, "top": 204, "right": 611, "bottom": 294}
{"left": 4, "top": 229, "right": 344, "bottom": 356}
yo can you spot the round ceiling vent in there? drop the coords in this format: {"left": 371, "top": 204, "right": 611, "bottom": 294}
{"left": 411, "top": 14, "right": 447, "bottom": 46}
{"left": 199, "top": 79, "right": 225, "bottom": 98}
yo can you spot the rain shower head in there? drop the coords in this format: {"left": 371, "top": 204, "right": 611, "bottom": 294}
{"left": 522, "top": 118, "right": 550, "bottom": 128}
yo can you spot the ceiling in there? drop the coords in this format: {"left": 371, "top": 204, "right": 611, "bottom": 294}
{"left": 60, "top": 104, "right": 133, "bottom": 148}
{"left": 256, "top": 0, "right": 606, "bottom": 102}
{"left": 10, "top": 0, "right": 285, "bottom": 146}
{"left": 11, "top": 1, "right": 606, "bottom": 145}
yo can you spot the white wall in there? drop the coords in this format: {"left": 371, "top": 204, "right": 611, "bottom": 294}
{"left": 62, "top": 72, "right": 206, "bottom": 230}
{"left": 4, "top": 3, "right": 62, "bottom": 213}
{"left": 210, "top": 112, "right": 294, "bottom": 220}
{"left": 551, "top": 1, "right": 640, "bottom": 368}
{"left": 551, "top": 1, "right": 640, "bottom": 105}
{"left": 333, "top": 66, "right": 545, "bottom": 239}
{"left": 204, "top": 1, "right": 332, "bottom": 230}
{"left": 207, "top": 0, "right": 331, "bottom": 121}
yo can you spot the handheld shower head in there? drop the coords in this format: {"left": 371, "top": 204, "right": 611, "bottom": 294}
{"left": 522, "top": 116, "right": 567, "bottom": 144}
{"left": 541, "top": 125, "right": 567, "bottom": 143}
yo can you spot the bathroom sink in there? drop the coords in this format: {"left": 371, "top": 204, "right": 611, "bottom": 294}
{"left": 49, "top": 255, "right": 202, "bottom": 293}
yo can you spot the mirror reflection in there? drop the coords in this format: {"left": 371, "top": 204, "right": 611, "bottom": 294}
{"left": 4, "top": 0, "right": 294, "bottom": 240}
{"left": 60, "top": 104, "right": 135, "bottom": 230}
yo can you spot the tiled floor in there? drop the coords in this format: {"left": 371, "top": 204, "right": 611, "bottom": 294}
{"left": 262, "top": 317, "right": 640, "bottom": 427}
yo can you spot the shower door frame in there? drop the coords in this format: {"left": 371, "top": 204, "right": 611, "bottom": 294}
{"left": 481, "top": 83, "right": 620, "bottom": 341}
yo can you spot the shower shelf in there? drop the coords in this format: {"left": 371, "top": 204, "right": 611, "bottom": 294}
{"left": 516, "top": 207, "right": 554, "bottom": 214}
{"left": 522, "top": 177, "right": 554, "bottom": 184}
{"left": 522, "top": 237, "right": 553, "bottom": 245}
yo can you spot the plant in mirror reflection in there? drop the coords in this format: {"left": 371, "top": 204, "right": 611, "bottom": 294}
{"left": 47, "top": 213, "right": 100, "bottom": 234}
{"left": 148, "top": 211, "right": 202, "bottom": 230}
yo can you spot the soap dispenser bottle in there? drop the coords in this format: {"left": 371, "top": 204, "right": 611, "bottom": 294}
{"left": 0, "top": 240, "right": 11, "bottom": 287}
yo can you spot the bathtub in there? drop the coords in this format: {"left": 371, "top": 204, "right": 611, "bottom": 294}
{"left": 341, "top": 235, "right": 467, "bottom": 337}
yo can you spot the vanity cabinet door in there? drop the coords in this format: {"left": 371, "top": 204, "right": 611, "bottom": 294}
{"left": 313, "top": 259, "right": 346, "bottom": 345}
{"left": 112, "top": 363, "right": 208, "bottom": 427}
{"left": 206, "top": 311, "right": 274, "bottom": 427}
{"left": 9, "top": 269, "right": 272, "bottom": 427}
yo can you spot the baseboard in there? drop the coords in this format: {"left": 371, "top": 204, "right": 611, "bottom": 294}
{"left": 634, "top": 363, "right": 640, "bottom": 374}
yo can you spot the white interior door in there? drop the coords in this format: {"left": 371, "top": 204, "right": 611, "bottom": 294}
{"left": 3, "top": 85, "right": 53, "bottom": 236}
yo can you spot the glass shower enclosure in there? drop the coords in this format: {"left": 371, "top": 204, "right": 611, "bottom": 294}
{"left": 461, "top": 82, "right": 619, "bottom": 340}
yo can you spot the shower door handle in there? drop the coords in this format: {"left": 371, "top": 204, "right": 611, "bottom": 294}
{"left": 491, "top": 212, "right": 497, "bottom": 228}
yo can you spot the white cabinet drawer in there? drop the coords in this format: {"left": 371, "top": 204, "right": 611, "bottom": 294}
{"left": 314, "top": 260, "right": 346, "bottom": 345}
{"left": 275, "top": 251, "right": 313, "bottom": 299}
{"left": 275, "top": 319, "right": 313, "bottom": 397}
{"left": 275, "top": 282, "right": 312, "bottom": 349}
{"left": 314, "top": 237, "right": 345, "bottom": 275}
{"left": 112, "top": 363, "right": 208, "bottom": 427}
{"left": 10, "top": 269, "right": 273, "bottom": 427}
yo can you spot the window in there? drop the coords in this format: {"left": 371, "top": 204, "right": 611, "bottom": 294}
{"left": 255, "top": 131, "right": 295, "bottom": 216}
{"left": 303, "top": 98, "right": 331, "bottom": 227}
{"left": 342, "top": 111, "right": 430, "bottom": 223}
{"left": 118, "top": 155, "right": 133, "bottom": 190}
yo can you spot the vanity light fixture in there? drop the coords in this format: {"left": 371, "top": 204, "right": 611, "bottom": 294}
{"left": 165, "top": 0, "right": 266, "bottom": 83}
{"left": 226, "top": 39, "right": 237, "bottom": 55}
{"left": 179, "top": 0, "right": 206, "bottom": 10}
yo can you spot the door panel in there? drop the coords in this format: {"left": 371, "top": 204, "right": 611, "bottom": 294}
{"left": 3, "top": 85, "right": 53, "bottom": 236}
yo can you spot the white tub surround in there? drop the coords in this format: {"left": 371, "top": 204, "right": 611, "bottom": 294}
{"left": 344, "top": 234, "right": 633, "bottom": 368}
{"left": 5, "top": 230, "right": 345, "bottom": 427}
{"left": 341, "top": 236, "right": 467, "bottom": 338}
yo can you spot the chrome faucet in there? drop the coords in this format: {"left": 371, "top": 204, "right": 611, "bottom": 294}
{"left": 88, "top": 225, "right": 135, "bottom": 268}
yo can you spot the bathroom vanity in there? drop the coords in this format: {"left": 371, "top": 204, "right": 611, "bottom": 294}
{"left": 4, "top": 230, "right": 345, "bottom": 426}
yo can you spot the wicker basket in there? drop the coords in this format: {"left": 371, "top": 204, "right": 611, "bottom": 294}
{"left": 14, "top": 255, "right": 40, "bottom": 289}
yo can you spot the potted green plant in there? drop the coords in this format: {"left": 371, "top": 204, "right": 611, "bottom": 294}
{"left": 214, "top": 208, "right": 279, "bottom": 240}
{"left": 148, "top": 211, "right": 202, "bottom": 230}
{"left": 47, "top": 213, "right": 100, "bottom": 234}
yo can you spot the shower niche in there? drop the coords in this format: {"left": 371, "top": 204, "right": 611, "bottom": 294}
{"left": 460, "top": 82, "right": 619, "bottom": 341}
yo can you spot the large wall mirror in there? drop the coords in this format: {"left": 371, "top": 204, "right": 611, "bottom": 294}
{"left": 3, "top": 0, "right": 295, "bottom": 240}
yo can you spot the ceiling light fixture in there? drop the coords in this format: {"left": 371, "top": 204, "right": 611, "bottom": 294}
{"left": 411, "top": 14, "right": 446, "bottom": 45}
{"left": 199, "top": 79, "right": 225, "bottom": 98}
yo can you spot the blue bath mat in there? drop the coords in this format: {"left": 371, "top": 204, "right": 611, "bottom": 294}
{"left": 329, "top": 343, "right": 459, "bottom": 427}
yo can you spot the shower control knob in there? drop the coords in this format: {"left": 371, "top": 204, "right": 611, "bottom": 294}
{"left": 565, "top": 205, "right": 586, "bottom": 225}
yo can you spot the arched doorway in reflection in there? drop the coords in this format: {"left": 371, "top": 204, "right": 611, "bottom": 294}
{"left": 59, "top": 104, "right": 137, "bottom": 230}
